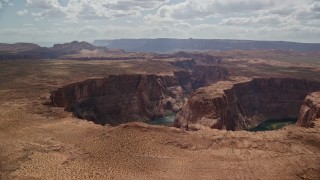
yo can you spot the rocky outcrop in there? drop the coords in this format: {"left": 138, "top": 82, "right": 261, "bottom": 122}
{"left": 175, "top": 78, "right": 320, "bottom": 131}
{"left": 51, "top": 74, "right": 185, "bottom": 125}
{"left": 297, "top": 92, "right": 320, "bottom": 127}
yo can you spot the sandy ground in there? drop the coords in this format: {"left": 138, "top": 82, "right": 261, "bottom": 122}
{"left": 1, "top": 112, "right": 319, "bottom": 179}
{"left": 0, "top": 59, "right": 319, "bottom": 179}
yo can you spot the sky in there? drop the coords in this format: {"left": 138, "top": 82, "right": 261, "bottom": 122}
{"left": 0, "top": 0, "right": 320, "bottom": 45}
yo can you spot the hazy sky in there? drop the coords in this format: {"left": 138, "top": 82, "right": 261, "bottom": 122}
{"left": 0, "top": 0, "right": 319, "bottom": 44}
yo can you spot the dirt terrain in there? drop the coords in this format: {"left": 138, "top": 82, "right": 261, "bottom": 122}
{"left": 0, "top": 51, "right": 320, "bottom": 179}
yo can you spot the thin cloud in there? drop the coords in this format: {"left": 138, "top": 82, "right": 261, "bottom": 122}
{"left": 0, "top": 0, "right": 11, "bottom": 9}
{"left": 1, "top": 0, "right": 320, "bottom": 43}
{"left": 26, "top": 0, "right": 169, "bottom": 20}
{"left": 16, "top": 9, "right": 28, "bottom": 16}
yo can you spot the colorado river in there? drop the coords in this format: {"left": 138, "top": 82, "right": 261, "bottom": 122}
{"left": 148, "top": 116, "right": 297, "bottom": 130}
{"left": 248, "top": 118, "right": 297, "bottom": 132}
{"left": 147, "top": 114, "right": 175, "bottom": 127}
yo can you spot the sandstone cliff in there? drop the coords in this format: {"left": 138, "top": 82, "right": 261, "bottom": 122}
{"left": 175, "top": 78, "right": 320, "bottom": 130}
{"left": 297, "top": 92, "right": 320, "bottom": 127}
{"left": 51, "top": 63, "right": 229, "bottom": 125}
{"left": 51, "top": 74, "right": 185, "bottom": 125}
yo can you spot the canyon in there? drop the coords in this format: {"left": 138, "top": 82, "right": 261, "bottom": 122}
{"left": 175, "top": 77, "right": 320, "bottom": 131}
{"left": 51, "top": 74, "right": 185, "bottom": 125}
{"left": 1, "top": 42, "right": 320, "bottom": 179}
{"left": 50, "top": 63, "right": 229, "bottom": 125}
{"left": 47, "top": 47, "right": 320, "bottom": 131}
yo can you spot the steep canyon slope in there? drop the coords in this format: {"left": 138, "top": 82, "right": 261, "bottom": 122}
{"left": 51, "top": 74, "right": 185, "bottom": 125}
{"left": 50, "top": 63, "right": 229, "bottom": 125}
{"left": 297, "top": 92, "right": 320, "bottom": 127}
{"left": 175, "top": 78, "right": 320, "bottom": 130}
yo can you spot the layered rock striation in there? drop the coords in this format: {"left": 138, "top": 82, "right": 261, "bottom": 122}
{"left": 297, "top": 92, "right": 320, "bottom": 127}
{"left": 51, "top": 74, "right": 185, "bottom": 125}
{"left": 50, "top": 64, "right": 229, "bottom": 125}
{"left": 175, "top": 78, "right": 320, "bottom": 130}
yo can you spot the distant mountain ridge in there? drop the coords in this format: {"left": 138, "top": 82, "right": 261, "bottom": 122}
{"left": 93, "top": 38, "right": 320, "bottom": 53}
{"left": 0, "top": 41, "right": 114, "bottom": 59}
{"left": 0, "top": 43, "right": 41, "bottom": 52}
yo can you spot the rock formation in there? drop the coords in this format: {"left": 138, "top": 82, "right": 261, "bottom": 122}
{"left": 297, "top": 92, "right": 320, "bottom": 127}
{"left": 175, "top": 78, "right": 320, "bottom": 131}
{"left": 51, "top": 74, "right": 185, "bottom": 125}
{"left": 51, "top": 63, "right": 230, "bottom": 125}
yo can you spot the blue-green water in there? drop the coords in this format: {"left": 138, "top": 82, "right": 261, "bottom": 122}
{"left": 147, "top": 115, "right": 297, "bottom": 131}
{"left": 248, "top": 118, "right": 297, "bottom": 132}
{"left": 147, "top": 114, "right": 176, "bottom": 127}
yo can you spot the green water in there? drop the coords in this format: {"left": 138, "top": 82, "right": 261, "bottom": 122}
{"left": 147, "top": 114, "right": 176, "bottom": 127}
{"left": 147, "top": 115, "right": 297, "bottom": 131}
{"left": 248, "top": 118, "right": 297, "bottom": 132}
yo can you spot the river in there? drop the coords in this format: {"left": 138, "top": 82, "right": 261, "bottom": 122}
{"left": 248, "top": 118, "right": 297, "bottom": 132}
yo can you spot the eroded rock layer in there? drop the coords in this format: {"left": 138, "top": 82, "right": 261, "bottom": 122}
{"left": 51, "top": 74, "right": 185, "bottom": 125}
{"left": 297, "top": 92, "right": 320, "bottom": 127}
{"left": 50, "top": 64, "right": 229, "bottom": 125}
{"left": 175, "top": 78, "right": 320, "bottom": 131}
